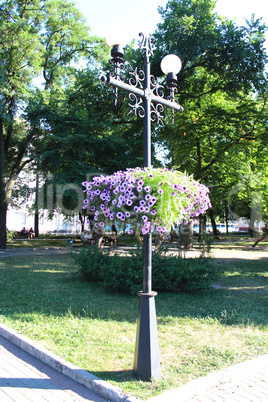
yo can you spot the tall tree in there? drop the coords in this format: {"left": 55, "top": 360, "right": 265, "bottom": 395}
{"left": 151, "top": 0, "right": 268, "bottom": 234}
{"left": 0, "top": 0, "right": 106, "bottom": 248}
{"left": 25, "top": 67, "right": 144, "bottom": 228}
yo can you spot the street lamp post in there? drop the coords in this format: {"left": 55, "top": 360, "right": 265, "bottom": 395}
{"left": 101, "top": 33, "right": 183, "bottom": 381}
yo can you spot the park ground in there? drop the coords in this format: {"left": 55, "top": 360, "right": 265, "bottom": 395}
{"left": 0, "top": 234, "right": 267, "bottom": 400}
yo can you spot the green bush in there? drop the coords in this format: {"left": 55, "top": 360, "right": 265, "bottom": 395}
{"left": 74, "top": 246, "right": 217, "bottom": 294}
{"left": 7, "top": 230, "right": 17, "bottom": 241}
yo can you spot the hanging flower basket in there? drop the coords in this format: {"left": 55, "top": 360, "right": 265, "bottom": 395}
{"left": 82, "top": 167, "right": 211, "bottom": 235}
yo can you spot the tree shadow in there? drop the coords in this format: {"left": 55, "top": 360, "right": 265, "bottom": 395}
{"left": 0, "top": 253, "right": 267, "bottom": 327}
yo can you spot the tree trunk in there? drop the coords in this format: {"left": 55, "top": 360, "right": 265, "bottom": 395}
{"left": 0, "top": 120, "right": 7, "bottom": 249}
{"left": 199, "top": 215, "right": 206, "bottom": 239}
{"left": 182, "top": 221, "right": 193, "bottom": 249}
{"left": 224, "top": 205, "right": 229, "bottom": 235}
{"left": 0, "top": 201, "right": 7, "bottom": 249}
{"left": 79, "top": 212, "right": 85, "bottom": 233}
{"left": 208, "top": 209, "right": 218, "bottom": 238}
{"left": 34, "top": 172, "right": 39, "bottom": 238}
{"left": 249, "top": 215, "right": 257, "bottom": 237}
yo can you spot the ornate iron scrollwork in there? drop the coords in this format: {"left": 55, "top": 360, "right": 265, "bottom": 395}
{"left": 104, "top": 33, "right": 183, "bottom": 120}
{"left": 129, "top": 66, "right": 144, "bottom": 89}
{"left": 151, "top": 103, "right": 164, "bottom": 126}
{"left": 128, "top": 93, "right": 145, "bottom": 118}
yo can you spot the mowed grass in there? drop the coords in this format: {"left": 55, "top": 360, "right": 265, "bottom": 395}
{"left": 0, "top": 242, "right": 267, "bottom": 399}
{"left": 7, "top": 238, "right": 68, "bottom": 248}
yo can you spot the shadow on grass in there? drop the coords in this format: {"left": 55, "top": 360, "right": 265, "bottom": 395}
{"left": 0, "top": 253, "right": 267, "bottom": 328}
{"left": 91, "top": 370, "right": 135, "bottom": 383}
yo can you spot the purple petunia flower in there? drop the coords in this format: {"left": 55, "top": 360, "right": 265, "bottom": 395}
{"left": 142, "top": 227, "right": 149, "bottom": 235}
{"left": 82, "top": 167, "right": 211, "bottom": 237}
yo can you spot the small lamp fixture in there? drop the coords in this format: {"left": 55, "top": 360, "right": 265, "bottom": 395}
{"left": 110, "top": 43, "right": 124, "bottom": 106}
{"left": 160, "top": 54, "right": 182, "bottom": 121}
{"left": 160, "top": 54, "right": 182, "bottom": 75}
{"left": 161, "top": 54, "right": 182, "bottom": 88}
{"left": 111, "top": 44, "right": 124, "bottom": 65}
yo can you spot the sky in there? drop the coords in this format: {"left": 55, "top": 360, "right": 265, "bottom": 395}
{"left": 73, "top": 0, "right": 268, "bottom": 45}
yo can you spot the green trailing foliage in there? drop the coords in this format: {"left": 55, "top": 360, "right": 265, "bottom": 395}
{"left": 74, "top": 246, "right": 217, "bottom": 294}
{"left": 6, "top": 230, "right": 17, "bottom": 241}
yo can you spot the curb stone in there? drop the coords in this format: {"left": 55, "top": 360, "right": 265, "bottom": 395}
{"left": 0, "top": 322, "right": 140, "bottom": 402}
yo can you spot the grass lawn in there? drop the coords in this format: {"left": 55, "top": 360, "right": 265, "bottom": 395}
{"left": 0, "top": 238, "right": 267, "bottom": 400}
{"left": 7, "top": 238, "right": 68, "bottom": 248}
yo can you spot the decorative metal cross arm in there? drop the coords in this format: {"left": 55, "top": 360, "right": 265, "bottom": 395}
{"left": 100, "top": 32, "right": 184, "bottom": 381}
{"left": 101, "top": 32, "right": 184, "bottom": 129}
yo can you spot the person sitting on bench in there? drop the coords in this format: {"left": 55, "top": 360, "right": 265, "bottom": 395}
{"left": 81, "top": 230, "right": 94, "bottom": 246}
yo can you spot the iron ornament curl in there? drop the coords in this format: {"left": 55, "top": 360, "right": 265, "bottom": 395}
{"left": 128, "top": 93, "right": 145, "bottom": 118}
{"left": 129, "top": 67, "right": 144, "bottom": 89}
{"left": 151, "top": 103, "right": 164, "bottom": 126}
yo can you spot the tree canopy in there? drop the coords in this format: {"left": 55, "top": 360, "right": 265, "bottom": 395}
{"left": 1, "top": 0, "right": 268, "bottom": 247}
{"left": 151, "top": 0, "right": 268, "bottom": 234}
{"left": 0, "top": 0, "right": 106, "bottom": 248}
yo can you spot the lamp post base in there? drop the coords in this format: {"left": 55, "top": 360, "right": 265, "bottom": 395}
{"left": 133, "top": 291, "right": 161, "bottom": 381}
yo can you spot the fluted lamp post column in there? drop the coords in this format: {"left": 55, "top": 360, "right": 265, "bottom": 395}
{"left": 101, "top": 33, "right": 183, "bottom": 381}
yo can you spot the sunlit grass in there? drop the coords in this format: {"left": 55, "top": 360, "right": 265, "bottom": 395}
{"left": 7, "top": 238, "right": 67, "bottom": 248}
{"left": 0, "top": 243, "right": 267, "bottom": 399}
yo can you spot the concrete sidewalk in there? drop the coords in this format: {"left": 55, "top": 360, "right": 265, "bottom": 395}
{"left": 0, "top": 335, "right": 106, "bottom": 402}
{"left": 0, "top": 247, "right": 69, "bottom": 258}
{"left": 0, "top": 324, "right": 138, "bottom": 402}
{"left": 149, "top": 355, "right": 268, "bottom": 401}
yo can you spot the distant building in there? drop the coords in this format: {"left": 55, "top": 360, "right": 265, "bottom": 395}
{"left": 7, "top": 171, "right": 81, "bottom": 234}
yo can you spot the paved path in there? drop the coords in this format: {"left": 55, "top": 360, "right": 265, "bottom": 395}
{"left": 0, "top": 248, "right": 69, "bottom": 258}
{"left": 0, "top": 335, "right": 106, "bottom": 402}
{"left": 149, "top": 355, "right": 268, "bottom": 401}
{"left": 0, "top": 324, "right": 137, "bottom": 402}
{"left": 1, "top": 242, "right": 267, "bottom": 260}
